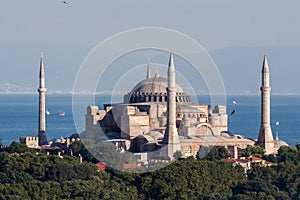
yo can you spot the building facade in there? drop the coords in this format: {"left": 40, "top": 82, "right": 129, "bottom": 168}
{"left": 84, "top": 52, "right": 255, "bottom": 159}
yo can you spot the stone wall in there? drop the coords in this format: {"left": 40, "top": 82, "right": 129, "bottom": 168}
{"left": 20, "top": 136, "right": 39, "bottom": 148}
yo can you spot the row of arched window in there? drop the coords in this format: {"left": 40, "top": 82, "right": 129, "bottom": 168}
{"left": 128, "top": 93, "right": 192, "bottom": 103}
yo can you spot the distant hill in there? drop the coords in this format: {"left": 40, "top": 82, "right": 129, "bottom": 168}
{"left": 0, "top": 83, "right": 35, "bottom": 94}
{"left": 1, "top": 43, "right": 299, "bottom": 95}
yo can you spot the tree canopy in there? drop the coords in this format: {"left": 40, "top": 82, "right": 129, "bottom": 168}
{"left": 1, "top": 142, "right": 300, "bottom": 199}
{"left": 242, "top": 145, "right": 265, "bottom": 158}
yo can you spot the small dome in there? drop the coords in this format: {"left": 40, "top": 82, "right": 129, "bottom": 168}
{"left": 55, "top": 138, "right": 61, "bottom": 143}
{"left": 124, "top": 76, "right": 192, "bottom": 103}
{"left": 274, "top": 139, "right": 288, "bottom": 148}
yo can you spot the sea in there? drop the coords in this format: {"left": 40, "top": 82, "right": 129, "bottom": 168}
{"left": 0, "top": 94, "right": 299, "bottom": 147}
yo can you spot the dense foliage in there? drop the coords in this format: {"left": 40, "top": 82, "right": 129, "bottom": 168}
{"left": 1, "top": 142, "right": 300, "bottom": 199}
{"left": 197, "top": 146, "right": 231, "bottom": 161}
{"left": 242, "top": 146, "right": 266, "bottom": 158}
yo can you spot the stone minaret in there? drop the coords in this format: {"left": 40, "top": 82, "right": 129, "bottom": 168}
{"left": 163, "top": 52, "right": 181, "bottom": 159}
{"left": 38, "top": 53, "right": 48, "bottom": 146}
{"left": 257, "top": 53, "right": 274, "bottom": 154}
{"left": 146, "top": 57, "right": 151, "bottom": 79}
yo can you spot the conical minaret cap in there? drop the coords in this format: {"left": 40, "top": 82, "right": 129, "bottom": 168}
{"left": 262, "top": 53, "right": 270, "bottom": 73}
{"left": 39, "top": 53, "right": 45, "bottom": 79}
{"left": 168, "top": 51, "right": 175, "bottom": 72}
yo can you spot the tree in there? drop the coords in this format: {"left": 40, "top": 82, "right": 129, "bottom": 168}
{"left": 141, "top": 159, "right": 246, "bottom": 199}
{"left": 196, "top": 146, "right": 212, "bottom": 160}
{"left": 197, "top": 146, "right": 231, "bottom": 161}
{"left": 6, "top": 141, "right": 35, "bottom": 154}
{"left": 69, "top": 140, "right": 97, "bottom": 163}
{"left": 242, "top": 146, "right": 265, "bottom": 158}
{"left": 277, "top": 146, "right": 300, "bottom": 164}
{"left": 173, "top": 150, "right": 182, "bottom": 159}
{"left": 2, "top": 143, "right": 300, "bottom": 199}
{"left": 295, "top": 143, "right": 300, "bottom": 151}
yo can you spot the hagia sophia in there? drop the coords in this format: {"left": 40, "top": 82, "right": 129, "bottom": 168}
{"left": 20, "top": 50, "right": 288, "bottom": 161}
{"left": 84, "top": 51, "right": 287, "bottom": 160}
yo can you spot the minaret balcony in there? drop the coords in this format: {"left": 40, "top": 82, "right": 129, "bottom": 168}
{"left": 260, "top": 87, "right": 271, "bottom": 92}
{"left": 38, "top": 88, "right": 47, "bottom": 92}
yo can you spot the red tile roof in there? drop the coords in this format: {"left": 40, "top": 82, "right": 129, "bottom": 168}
{"left": 95, "top": 162, "right": 107, "bottom": 171}
{"left": 247, "top": 156, "right": 262, "bottom": 161}
{"left": 123, "top": 163, "right": 142, "bottom": 169}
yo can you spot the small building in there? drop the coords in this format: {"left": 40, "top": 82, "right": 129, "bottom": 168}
{"left": 134, "top": 152, "right": 148, "bottom": 164}
{"left": 246, "top": 156, "right": 274, "bottom": 167}
{"left": 222, "top": 158, "right": 251, "bottom": 171}
{"left": 19, "top": 136, "right": 39, "bottom": 148}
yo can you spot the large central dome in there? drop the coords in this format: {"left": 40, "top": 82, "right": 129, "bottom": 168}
{"left": 124, "top": 73, "right": 192, "bottom": 103}
{"left": 132, "top": 76, "right": 184, "bottom": 94}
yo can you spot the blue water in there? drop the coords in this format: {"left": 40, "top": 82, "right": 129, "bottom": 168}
{"left": 226, "top": 95, "right": 300, "bottom": 146}
{"left": 0, "top": 94, "right": 299, "bottom": 146}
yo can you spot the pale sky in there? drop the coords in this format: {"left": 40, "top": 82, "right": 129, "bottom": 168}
{"left": 1, "top": 0, "right": 300, "bottom": 94}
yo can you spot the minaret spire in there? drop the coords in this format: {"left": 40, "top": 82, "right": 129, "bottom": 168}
{"left": 38, "top": 53, "right": 48, "bottom": 146}
{"left": 275, "top": 131, "right": 279, "bottom": 141}
{"left": 163, "top": 51, "right": 181, "bottom": 159}
{"left": 39, "top": 52, "right": 45, "bottom": 87}
{"left": 146, "top": 57, "right": 151, "bottom": 79}
{"left": 262, "top": 53, "right": 270, "bottom": 73}
{"left": 154, "top": 66, "right": 160, "bottom": 77}
{"left": 257, "top": 53, "right": 274, "bottom": 154}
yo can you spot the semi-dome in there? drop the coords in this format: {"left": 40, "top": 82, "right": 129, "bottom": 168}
{"left": 124, "top": 73, "right": 192, "bottom": 103}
